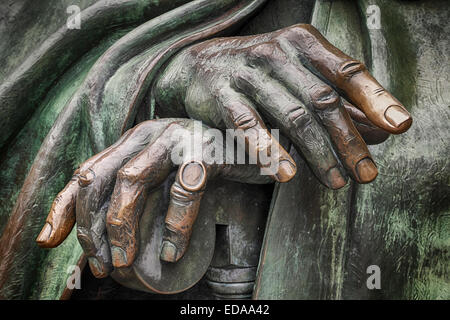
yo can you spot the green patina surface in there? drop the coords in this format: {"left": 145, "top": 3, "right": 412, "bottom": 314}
{"left": 254, "top": 0, "right": 449, "bottom": 300}
{"left": 0, "top": 0, "right": 448, "bottom": 300}
{"left": 0, "top": 0, "right": 192, "bottom": 299}
{"left": 0, "top": 28, "right": 134, "bottom": 299}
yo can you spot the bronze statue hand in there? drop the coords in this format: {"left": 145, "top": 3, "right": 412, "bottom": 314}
{"left": 36, "top": 119, "right": 274, "bottom": 276}
{"left": 154, "top": 24, "right": 412, "bottom": 188}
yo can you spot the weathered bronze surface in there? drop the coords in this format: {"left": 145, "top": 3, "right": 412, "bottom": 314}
{"left": 0, "top": 0, "right": 270, "bottom": 298}
{"left": 33, "top": 14, "right": 414, "bottom": 291}
{"left": 36, "top": 119, "right": 273, "bottom": 292}
{"left": 0, "top": 0, "right": 447, "bottom": 300}
{"left": 155, "top": 22, "right": 412, "bottom": 188}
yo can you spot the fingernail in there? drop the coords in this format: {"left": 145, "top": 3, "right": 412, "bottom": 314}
{"left": 111, "top": 246, "right": 128, "bottom": 267}
{"left": 160, "top": 241, "right": 177, "bottom": 263}
{"left": 356, "top": 158, "right": 378, "bottom": 183}
{"left": 36, "top": 223, "right": 52, "bottom": 244}
{"left": 88, "top": 257, "right": 107, "bottom": 278}
{"left": 385, "top": 105, "right": 411, "bottom": 129}
{"left": 327, "top": 167, "right": 347, "bottom": 189}
{"left": 275, "top": 160, "right": 297, "bottom": 183}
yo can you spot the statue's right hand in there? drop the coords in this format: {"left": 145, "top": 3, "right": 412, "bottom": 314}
{"left": 155, "top": 24, "right": 413, "bottom": 189}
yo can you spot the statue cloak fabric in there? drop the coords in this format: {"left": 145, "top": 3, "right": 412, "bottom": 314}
{"left": 0, "top": 0, "right": 448, "bottom": 299}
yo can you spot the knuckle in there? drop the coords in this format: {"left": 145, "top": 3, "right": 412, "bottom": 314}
{"left": 213, "top": 84, "right": 229, "bottom": 102}
{"left": 372, "top": 87, "right": 386, "bottom": 96}
{"left": 76, "top": 228, "right": 96, "bottom": 255}
{"left": 78, "top": 168, "right": 95, "bottom": 187}
{"left": 337, "top": 60, "right": 366, "bottom": 80}
{"left": 171, "top": 181, "right": 202, "bottom": 203}
{"left": 248, "top": 42, "right": 276, "bottom": 61}
{"left": 285, "top": 106, "right": 311, "bottom": 131}
{"left": 171, "top": 181, "right": 192, "bottom": 199}
{"left": 117, "top": 166, "right": 141, "bottom": 184}
{"left": 233, "top": 112, "right": 258, "bottom": 131}
{"left": 280, "top": 24, "right": 311, "bottom": 41}
{"left": 249, "top": 42, "right": 275, "bottom": 58}
{"left": 247, "top": 42, "right": 287, "bottom": 67}
{"left": 231, "top": 68, "right": 253, "bottom": 91}
{"left": 106, "top": 194, "right": 141, "bottom": 227}
{"left": 106, "top": 214, "right": 123, "bottom": 227}
{"left": 231, "top": 68, "right": 251, "bottom": 83}
{"left": 72, "top": 168, "right": 81, "bottom": 178}
{"left": 310, "top": 85, "right": 341, "bottom": 110}
{"left": 164, "top": 220, "right": 189, "bottom": 242}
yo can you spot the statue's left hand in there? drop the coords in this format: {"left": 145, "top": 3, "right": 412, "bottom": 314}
{"left": 36, "top": 119, "right": 275, "bottom": 277}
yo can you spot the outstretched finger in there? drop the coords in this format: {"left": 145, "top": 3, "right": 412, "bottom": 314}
{"left": 246, "top": 42, "right": 377, "bottom": 183}
{"left": 279, "top": 24, "right": 412, "bottom": 133}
